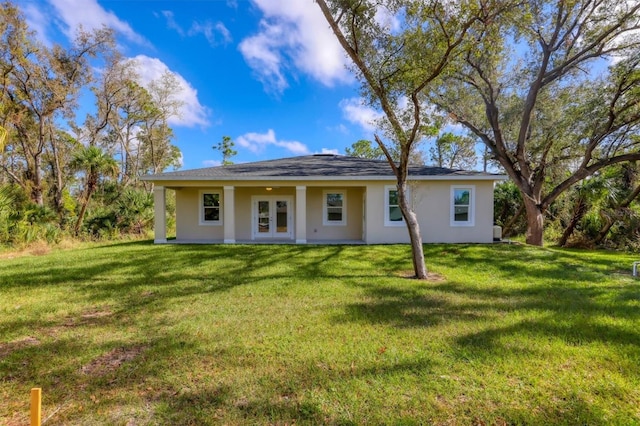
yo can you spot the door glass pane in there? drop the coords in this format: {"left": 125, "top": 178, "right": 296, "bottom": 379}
{"left": 258, "top": 201, "right": 270, "bottom": 233}
{"left": 276, "top": 200, "right": 288, "bottom": 232}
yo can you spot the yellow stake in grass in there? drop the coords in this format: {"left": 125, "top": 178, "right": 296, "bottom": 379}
{"left": 30, "top": 388, "right": 41, "bottom": 426}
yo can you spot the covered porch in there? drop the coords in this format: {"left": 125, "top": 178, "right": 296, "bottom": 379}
{"left": 152, "top": 184, "right": 367, "bottom": 244}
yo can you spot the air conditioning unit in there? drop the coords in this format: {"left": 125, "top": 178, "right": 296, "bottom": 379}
{"left": 493, "top": 225, "right": 502, "bottom": 242}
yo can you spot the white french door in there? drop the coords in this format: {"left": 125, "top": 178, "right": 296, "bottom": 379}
{"left": 252, "top": 196, "right": 293, "bottom": 239}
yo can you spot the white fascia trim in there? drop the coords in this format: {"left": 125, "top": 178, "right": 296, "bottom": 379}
{"left": 142, "top": 175, "right": 508, "bottom": 182}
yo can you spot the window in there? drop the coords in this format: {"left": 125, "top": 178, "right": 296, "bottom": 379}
{"left": 323, "top": 190, "right": 346, "bottom": 226}
{"left": 200, "top": 191, "right": 222, "bottom": 225}
{"left": 384, "top": 185, "right": 404, "bottom": 226}
{"left": 451, "top": 185, "right": 475, "bottom": 226}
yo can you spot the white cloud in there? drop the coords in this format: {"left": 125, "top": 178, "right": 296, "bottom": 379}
{"left": 320, "top": 148, "right": 340, "bottom": 155}
{"left": 328, "top": 124, "right": 349, "bottom": 135}
{"left": 23, "top": 4, "right": 50, "bottom": 43}
{"left": 375, "top": 6, "right": 401, "bottom": 33}
{"left": 203, "top": 159, "right": 222, "bottom": 167}
{"left": 48, "top": 0, "right": 149, "bottom": 46}
{"left": 161, "top": 10, "right": 232, "bottom": 47}
{"left": 189, "top": 21, "right": 233, "bottom": 46}
{"left": 239, "top": 0, "right": 351, "bottom": 94}
{"left": 236, "top": 129, "right": 309, "bottom": 155}
{"left": 129, "top": 55, "right": 211, "bottom": 128}
{"left": 161, "top": 11, "right": 184, "bottom": 36}
{"left": 339, "top": 98, "right": 384, "bottom": 133}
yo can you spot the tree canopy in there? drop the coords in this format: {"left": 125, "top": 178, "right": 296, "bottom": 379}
{"left": 0, "top": 2, "right": 184, "bottom": 243}
{"left": 434, "top": 0, "right": 640, "bottom": 245}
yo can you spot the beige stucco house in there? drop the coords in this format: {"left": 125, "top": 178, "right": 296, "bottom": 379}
{"left": 142, "top": 154, "right": 507, "bottom": 244}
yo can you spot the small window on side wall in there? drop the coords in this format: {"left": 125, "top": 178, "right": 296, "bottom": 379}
{"left": 200, "top": 191, "right": 222, "bottom": 225}
{"left": 451, "top": 185, "right": 474, "bottom": 226}
{"left": 323, "top": 190, "right": 346, "bottom": 226}
{"left": 384, "top": 185, "right": 404, "bottom": 226}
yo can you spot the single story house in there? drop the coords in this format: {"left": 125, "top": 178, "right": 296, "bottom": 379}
{"left": 141, "top": 154, "right": 507, "bottom": 244}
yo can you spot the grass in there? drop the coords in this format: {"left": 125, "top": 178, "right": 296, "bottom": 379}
{"left": 1, "top": 242, "right": 639, "bottom": 425}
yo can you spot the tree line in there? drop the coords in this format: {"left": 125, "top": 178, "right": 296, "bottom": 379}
{"left": 0, "top": 2, "right": 182, "bottom": 245}
{"left": 1, "top": 0, "right": 639, "bottom": 256}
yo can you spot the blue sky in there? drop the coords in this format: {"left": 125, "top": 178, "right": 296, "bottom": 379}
{"left": 19, "top": 0, "right": 390, "bottom": 170}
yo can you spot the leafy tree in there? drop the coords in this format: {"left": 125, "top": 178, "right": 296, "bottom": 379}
{"left": 138, "top": 70, "right": 184, "bottom": 178}
{"left": 591, "top": 163, "right": 640, "bottom": 246}
{"left": 434, "top": 0, "right": 640, "bottom": 246}
{"left": 44, "top": 129, "right": 81, "bottom": 216}
{"left": 315, "top": 0, "right": 497, "bottom": 278}
{"left": 429, "top": 132, "right": 477, "bottom": 169}
{"left": 0, "top": 2, "right": 114, "bottom": 205}
{"left": 556, "top": 176, "right": 617, "bottom": 247}
{"left": 214, "top": 135, "right": 237, "bottom": 165}
{"left": 81, "top": 57, "right": 182, "bottom": 187}
{"left": 114, "top": 188, "right": 154, "bottom": 234}
{"left": 346, "top": 138, "right": 425, "bottom": 164}
{"left": 70, "top": 145, "right": 118, "bottom": 235}
{"left": 494, "top": 180, "right": 525, "bottom": 237}
{"left": 345, "top": 139, "right": 384, "bottom": 159}
{"left": 0, "top": 184, "right": 16, "bottom": 242}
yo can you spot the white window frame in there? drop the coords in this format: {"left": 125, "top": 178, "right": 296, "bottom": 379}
{"left": 384, "top": 185, "right": 405, "bottom": 227}
{"left": 199, "top": 190, "right": 223, "bottom": 226}
{"left": 450, "top": 185, "right": 475, "bottom": 227}
{"left": 323, "top": 190, "right": 347, "bottom": 226}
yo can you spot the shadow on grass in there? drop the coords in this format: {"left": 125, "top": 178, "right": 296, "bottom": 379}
{"left": 2, "top": 242, "right": 639, "bottom": 424}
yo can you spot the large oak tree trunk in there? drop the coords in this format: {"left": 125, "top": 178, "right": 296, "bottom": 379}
{"left": 523, "top": 197, "right": 545, "bottom": 246}
{"left": 397, "top": 181, "right": 427, "bottom": 279}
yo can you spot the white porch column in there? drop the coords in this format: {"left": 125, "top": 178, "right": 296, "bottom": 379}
{"left": 296, "top": 185, "right": 307, "bottom": 243}
{"left": 223, "top": 186, "right": 235, "bottom": 243}
{"left": 153, "top": 186, "right": 167, "bottom": 243}
{"left": 364, "top": 184, "right": 375, "bottom": 244}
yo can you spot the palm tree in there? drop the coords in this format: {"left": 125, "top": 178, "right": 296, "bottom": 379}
{"left": 70, "top": 146, "right": 119, "bottom": 235}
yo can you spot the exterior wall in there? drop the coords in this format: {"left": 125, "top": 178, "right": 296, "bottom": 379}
{"left": 419, "top": 180, "right": 494, "bottom": 243}
{"left": 364, "top": 184, "right": 410, "bottom": 244}
{"left": 166, "top": 178, "right": 497, "bottom": 244}
{"left": 175, "top": 187, "right": 224, "bottom": 241}
{"left": 365, "top": 180, "right": 495, "bottom": 244}
{"left": 306, "top": 187, "right": 363, "bottom": 241}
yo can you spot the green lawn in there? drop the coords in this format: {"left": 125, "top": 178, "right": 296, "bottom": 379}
{"left": 1, "top": 242, "right": 639, "bottom": 425}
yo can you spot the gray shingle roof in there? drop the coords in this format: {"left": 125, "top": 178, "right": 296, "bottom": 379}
{"left": 142, "top": 154, "right": 504, "bottom": 181}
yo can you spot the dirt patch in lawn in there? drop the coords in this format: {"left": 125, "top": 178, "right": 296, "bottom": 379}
{"left": 81, "top": 345, "right": 147, "bottom": 377}
{"left": 0, "top": 336, "right": 40, "bottom": 358}
{"left": 62, "top": 308, "right": 114, "bottom": 328}
{"left": 397, "top": 270, "right": 446, "bottom": 282}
